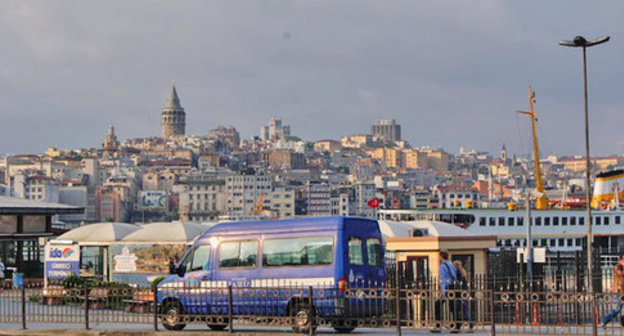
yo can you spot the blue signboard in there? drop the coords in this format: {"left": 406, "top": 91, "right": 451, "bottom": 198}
{"left": 44, "top": 245, "right": 80, "bottom": 279}
{"left": 45, "top": 261, "right": 79, "bottom": 279}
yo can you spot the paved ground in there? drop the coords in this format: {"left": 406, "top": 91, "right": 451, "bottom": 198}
{"left": 0, "top": 326, "right": 491, "bottom": 336}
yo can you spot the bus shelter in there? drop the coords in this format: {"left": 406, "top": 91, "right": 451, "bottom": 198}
{"left": 46, "top": 221, "right": 210, "bottom": 287}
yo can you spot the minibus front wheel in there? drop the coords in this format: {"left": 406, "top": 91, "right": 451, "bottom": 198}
{"left": 290, "top": 302, "right": 317, "bottom": 334}
{"left": 161, "top": 299, "right": 187, "bottom": 331}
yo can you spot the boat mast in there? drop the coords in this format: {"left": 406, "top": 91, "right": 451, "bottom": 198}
{"left": 517, "top": 86, "right": 548, "bottom": 210}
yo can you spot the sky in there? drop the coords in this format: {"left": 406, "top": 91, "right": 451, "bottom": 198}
{"left": 0, "top": 1, "right": 622, "bottom": 157}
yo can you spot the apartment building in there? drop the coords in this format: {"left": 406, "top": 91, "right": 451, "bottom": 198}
{"left": 177, "top": 172, "right": 226, "bottom": 222}
{"left": 226, "top": 174, "right": 273, "bottom": 216}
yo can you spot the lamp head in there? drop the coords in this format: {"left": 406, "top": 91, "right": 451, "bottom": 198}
{"left": 573, "top": 36, "right": 587, "bottom": 46}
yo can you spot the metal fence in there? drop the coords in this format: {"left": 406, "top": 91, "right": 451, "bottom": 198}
{"left": 3, "top": 279, "right": 624, "bottom": 335}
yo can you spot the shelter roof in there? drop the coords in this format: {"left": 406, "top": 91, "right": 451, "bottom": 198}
{"left": 0, "top": 196, "right": 83, "bottom": 215}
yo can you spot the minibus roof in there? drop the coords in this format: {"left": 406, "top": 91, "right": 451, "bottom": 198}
{"left": 198, "top": 216, "right": 376, "bottom": 239}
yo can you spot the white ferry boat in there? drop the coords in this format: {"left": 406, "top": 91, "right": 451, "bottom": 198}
{"left": 377, "top": 207, "right": 624, "bottom": 253}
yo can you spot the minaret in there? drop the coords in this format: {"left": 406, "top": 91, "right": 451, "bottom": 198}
{"left": 500, "top": 143, "right": 507, "bottom": 162}
{"left": 161, "top": 81, "right": 186, "bottom": 138}
{"left": 102, "top": 125, "right": 120, "bottom": 157}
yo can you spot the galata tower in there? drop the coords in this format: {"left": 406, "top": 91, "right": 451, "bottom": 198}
{"left": 161, "top": 81, "right": 186, "bottom": 138}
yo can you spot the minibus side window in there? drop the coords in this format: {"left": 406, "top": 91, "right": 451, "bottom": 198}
{"left": 190, "top": 245, "right": 211, "bottom": 272}
{"left": 219, "top": 241, "right": 258, "bottom": 268}
{"left": 263, "top": 236, "right": 333, "bottom": 267}
{"left": 366, "top": 238, "right": 382, "bottom": 267}
{"left": 348, "top": 237, "right": 364, "bottom": 265}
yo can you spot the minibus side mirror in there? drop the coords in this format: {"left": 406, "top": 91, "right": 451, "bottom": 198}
{"left": 176, "top": 265, "right": 186, "bottom": 277}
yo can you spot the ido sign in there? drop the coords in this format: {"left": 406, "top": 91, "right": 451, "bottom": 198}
{"left": 44, "top": 244, "right": 80, "bottom": 279}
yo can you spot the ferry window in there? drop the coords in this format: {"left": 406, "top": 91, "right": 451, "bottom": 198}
{"left": 518, "top": 217, "right": 524, "bottom": 226}
{"left": 571, "top": 217, "right": 576, "bottom": 225}
{"left": 348, "top": 237, "right": 364, "bottom": 265}
{"left": 508, "top": 217, "right": 515, "bottom": 226}
{"left": 550, "top": 239, "right": 556, "bottom": 246}
{"left": 576, "top": 238, "right": 582, "bottom": 246}
{"left": 489, "top": 217, "right": 495, "bottom": 226}
{"left": 535, "top": 217, "right": 542, "bottom": 226}
{"left": 605, "top": 217, "right": 610, "bottom": 225}
{"left": 219, "top": 241, "right": 258, "bottom": 268}
{"left": 366, "top": 238, "right": 382, "bottom": 267}
{"left": 190, "top": 245, "right": 212, "bottom": 271}
{"left": 553, "top": 217, "right": 559, "bottom": 226}
{"left": 558, "top": 238, "right": 565, "bottom": 246}
{"left": 533, "top": 240, "right": 538, "bottom": 247}
{"left": 498, "top": 217, "right": 505, "bottom": 226}
{"left": 579, "top": 217, "right": 585, "bottom": 225}
{"left": 540, "top": 239, "right": 547, "bottom": 246}
{"left": 562, "top": 217, "right": 568, "bottom": 225}
{"left": 617, "top": 216, "right": 621, "bottom": 225}
{"left": 479, "top": 217, "right": 486, "bottom": 226}
{"left": 544, "top": 217, "right": 551, "bottom": 226}
{"left": 595, "top": 217, "right": 601, "bottom": 225}
{"left": 263, "top": 236, "right": 333, "bottom": 267}
{"left": 567, "top": 238, "right": 573, "bottom": 247}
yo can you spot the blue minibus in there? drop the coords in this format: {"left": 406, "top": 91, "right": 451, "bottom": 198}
{"left": 157, "top": 216, "right": 385, "bottom": 333}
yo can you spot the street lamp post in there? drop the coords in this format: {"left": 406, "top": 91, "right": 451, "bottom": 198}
{"left": 558, "top": 35, "right": 609, "bottom": 295}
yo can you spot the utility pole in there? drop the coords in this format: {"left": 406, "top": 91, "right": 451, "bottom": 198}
{"left": 525, "top": 192, "right": 533, "bottom": 286}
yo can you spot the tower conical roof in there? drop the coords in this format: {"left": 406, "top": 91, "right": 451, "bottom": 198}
{"left": 165, "top": 82, "right": 183, "bottom": 109}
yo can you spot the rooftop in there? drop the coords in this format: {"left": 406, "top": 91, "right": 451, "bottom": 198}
{"left": 0, "top": 196, "right": 84, "bottom": 215}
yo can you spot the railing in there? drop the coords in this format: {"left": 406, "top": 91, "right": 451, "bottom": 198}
{"left": 2, "top": 279, "right": 624, "bottom": 335}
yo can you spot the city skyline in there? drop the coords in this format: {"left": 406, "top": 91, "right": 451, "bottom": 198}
{"left": 0, "top": 1, "right": 622, "bottom": 156}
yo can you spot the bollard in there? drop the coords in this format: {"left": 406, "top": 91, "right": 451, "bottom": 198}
{"left": 84, "top": 284, "right": 90, "bottom": 330}
{"left": 228, "top": 285, "right": 233, "bottom": 334}
{"left": 308, "top": 286, "right": 315, "bottom": 336}
{"left": 395, "top": 264, "right": 401, "bottom": 336}
{"left": 153, "top": 286, "right": 158, "bottom": 331}
{"left": 21, "top": 286, "right": 26, "bottom": 329}
{"left": 489, "top": 290, "right": 495, "bottom": 336}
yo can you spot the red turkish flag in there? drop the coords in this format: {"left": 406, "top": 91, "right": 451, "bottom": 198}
{"left": 367, "top": 197, "right": 380, "bottom": 209}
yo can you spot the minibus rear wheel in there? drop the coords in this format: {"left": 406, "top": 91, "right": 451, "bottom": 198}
{"left": 161, "top": 300, "right": 186, "bottom": 331}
